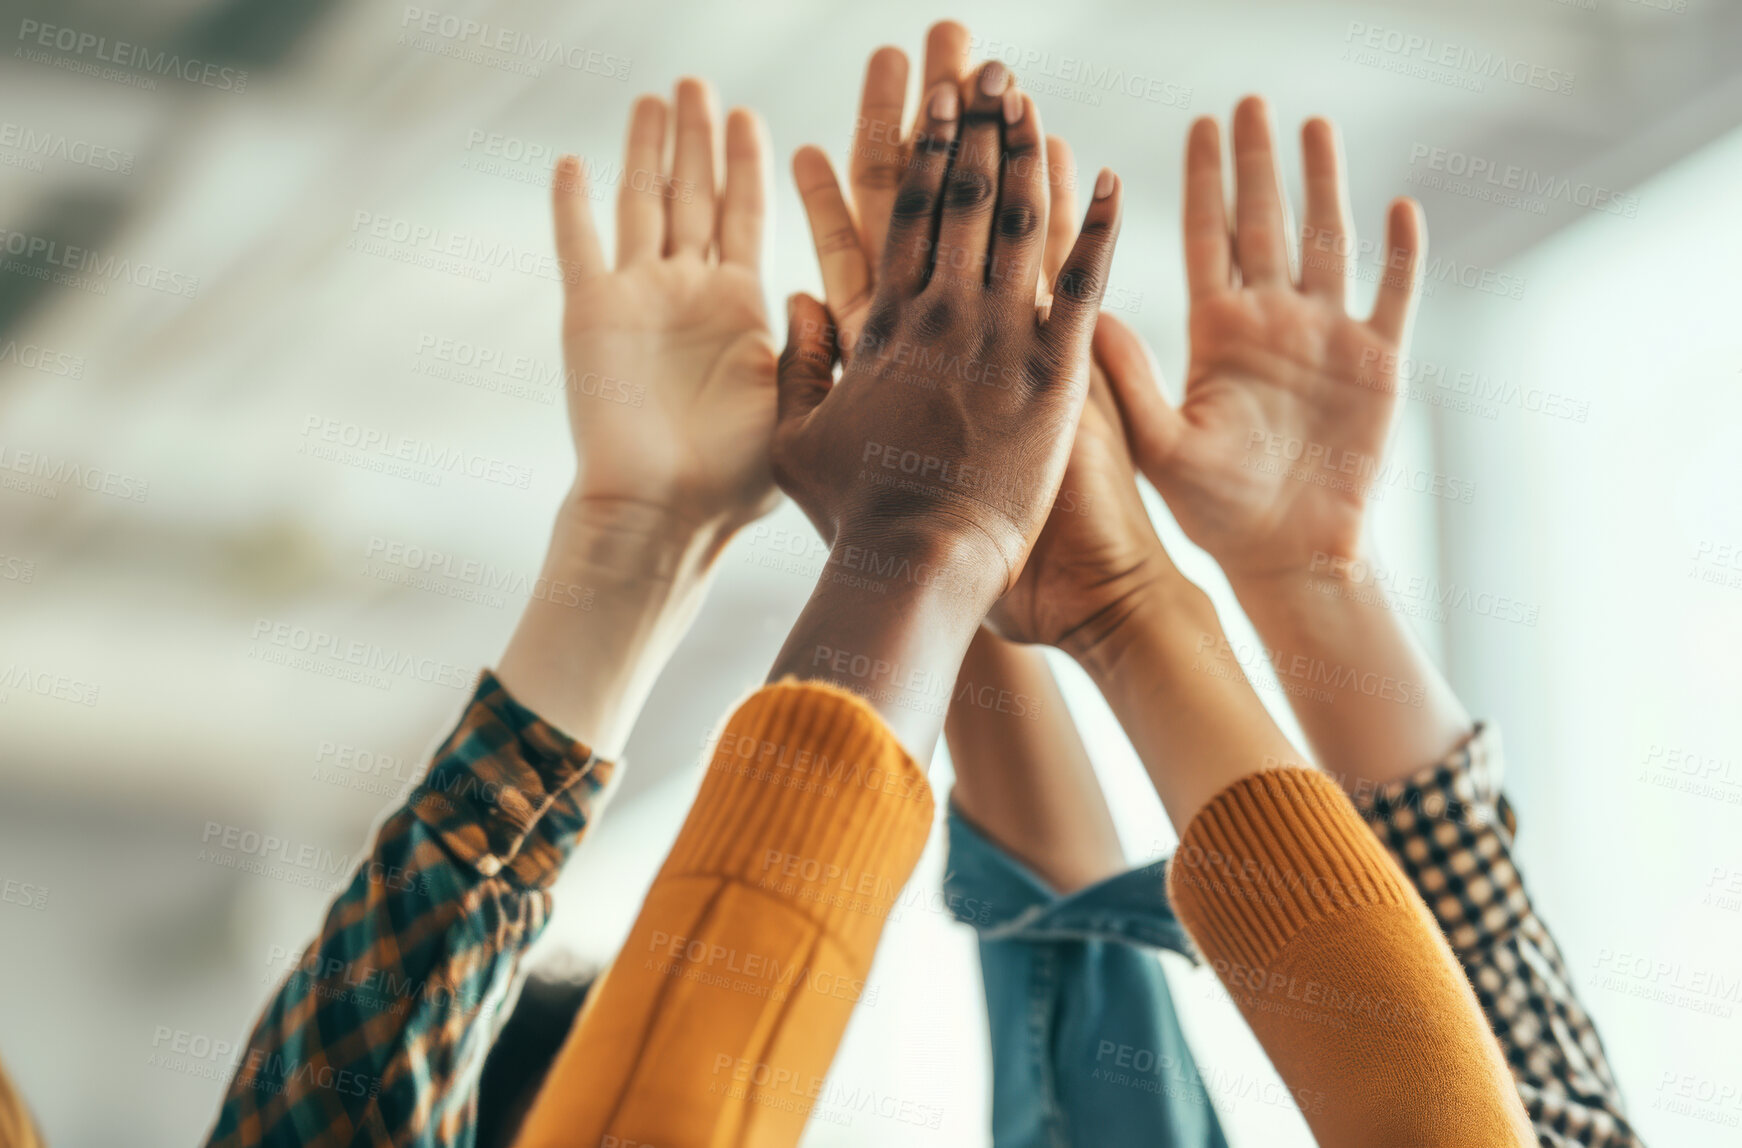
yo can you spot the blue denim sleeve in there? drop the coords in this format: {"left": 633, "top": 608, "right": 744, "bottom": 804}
{"left": 944, "top": 807, "right": 1229, "bottom": 1148}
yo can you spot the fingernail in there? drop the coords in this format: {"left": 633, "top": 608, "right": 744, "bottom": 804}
{"left": 980, "top": 61, "right": 1009, "bottom": 97}
{"left": 929, "top": 82, "right": 959, "bottom": 121}
{"left": 1094, "top": 168, "right": 1116, "bottom": 199}
{"left": 1002, "top": 88, "right": 1023, "bottom": 125}
{"left": 786, "top": 293, "right": 800, "bottom": 321}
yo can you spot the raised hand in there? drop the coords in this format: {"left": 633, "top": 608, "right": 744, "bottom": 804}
{"left": 985, "top": 143, "right": 1186, "bottom": 654}
{"left": 496, "top": 79, "right": 777, "bottom": 752}
{"left": 1107, "top": 97, "right": 1425, "bottom": 586}
{"left": 552, "top": 77, "right": 779, "bottom": 543}
{"left": 791, "top": 22, "right": 972, "bottom": 363}
{"left": 767, "top": 62, "right": 1122, "bottom": 756}
{"left": 774, "top": 65, "right": 1121, "bottom": 584}
{"left": 1103, "top": 96, "right": 1472, "bottom": 792}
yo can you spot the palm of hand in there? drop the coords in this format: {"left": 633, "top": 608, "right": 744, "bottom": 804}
{"left": 563, "top": 259, "right": 779, "bottom": 531}
{"left": 1160, "top": 287, "right": 1401, "bottom": 581}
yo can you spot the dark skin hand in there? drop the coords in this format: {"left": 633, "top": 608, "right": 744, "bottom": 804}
{"left": 767, "top": 60, "right": 1124, "bottom": 758}
{"left": 772, "top": 64, "right": 1122, "bottom": 581}
{"left": 987, "top": 319, "right": 1178, "bottom": 656}
{"left": 793, "top": 27, "right": 1157, "bottom": 656}
{"left": 796, "top": 24, "right": 1133, "bottom": 892}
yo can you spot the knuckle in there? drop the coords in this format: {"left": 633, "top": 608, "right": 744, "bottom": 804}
{"left": 1055, "top": 263, "right": 1104, "bottom": 304}
{"left": 891, "top": 186, "right": 936, "bottom": 222}
{"left": 995, "top": 202, "right": 1040, "bottom": 241}
{"left": 857, "top": 303, "right": 899, "bottom": 357}
{"left": 944, "top": 169, "right": 995, "bottom": 212}
{"left": 913, "top": 129, "right": 956, "bottom": 158}
{"left": 816, "top": 225, "right": 860, "bottom": 256}
{"left": 913, "top": 301, "right": 954, "bottom": 341}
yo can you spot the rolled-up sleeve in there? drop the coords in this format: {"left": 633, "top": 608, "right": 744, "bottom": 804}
{"left": 204, "top": 670, "right": 613, "bottom": 1148}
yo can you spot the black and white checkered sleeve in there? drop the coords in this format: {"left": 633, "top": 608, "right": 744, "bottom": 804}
{"left": 1353, "top": 724, "right": 1643, "bottom": 1148}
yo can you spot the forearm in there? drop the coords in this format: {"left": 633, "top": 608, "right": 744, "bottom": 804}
{"left": 944, "top": 629, "right": 1125, "bottom": 893}
{"left": 768, "top": 529, "right": 998, "bottom": 763}
{"left": 497, "top": 494, "right": 728, "bottom": 758}
{"left": 1071, "top": 575, "right": 1307, "bottom": 834}
{"left": 206, "top": 674, "right": 610, "bottom": 1147}
{"left": 1229, "top": 558, "right": 1472, "bottom": 792}
{"left": 515, "top": 681, "right": 933, "bottom": 1148}
{"left": 1166, "top": 769, "right": 1536, "bottom": 1147}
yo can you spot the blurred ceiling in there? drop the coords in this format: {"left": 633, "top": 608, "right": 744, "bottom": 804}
{"left": 2, "top": 0, "right": 1740, "bottom": 831}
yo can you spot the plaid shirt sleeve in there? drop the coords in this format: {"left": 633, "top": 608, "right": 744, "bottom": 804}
{"left": 1352, "top": 724, "right": 1642, "bottom": 1148}
{"left": 202, "top": 670, "right": 614, "bottom": 1148}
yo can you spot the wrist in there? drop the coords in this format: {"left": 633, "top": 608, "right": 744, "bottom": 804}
{"left": 1226, "top": 549, "right": 1389, "bottom": 635}
{"left": 826, "top": 520, "right": 1008, "bottom": 618}
{"left": 1062, "top": 558, "right": 1209, "bottom": 676}
{"left": 551, "top": 491, "right": 735, "bottom": 593}
{"left": 767, "top": 526, "right": 1000, "bottom": 763}
{"left": 494, "top": 495, "right": 727, "bottom": 755}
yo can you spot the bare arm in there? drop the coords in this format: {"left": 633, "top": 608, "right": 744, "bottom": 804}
{"left": 943, "top": 630, "right": 1126, "bottom": 893}
{"left": 1107, "top": 99, "right": 1470, "bottom": 791}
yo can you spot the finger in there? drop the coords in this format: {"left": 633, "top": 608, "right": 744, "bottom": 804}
{"left": 1231, "top": 95, "right": 1291, "bottom": 285}
{"left": 551, "top": 156, "right": 607, "bottom": 287}
{"left": 719, "top": 107, "right": 769, "bottom": 270}
{"left": 929, "top": 61, "right": 1009, "bottom": 294}
{"left": 776, "top": 293, "right": 838, "bottom": 429}
{"left": 848, "top": 46, "right": 910, "bottom": 266}
{"left": 879, "top": 81, "right": 961, "bottom": 299}
{"left": 1182, "top": 117, "right": 1231, "bottom": 301}
{"left": 1042, "top": 134, "right": 1079, "bottom": 290}
{"left": 986, "top": 92, "right": 1048, "bottom": 303}
{"left": 617, "top": 95, "right": 668, "bottom": 264}
{"left": 1096, "top": 312, "right": 1184, "bottom": 473}
{"left": 1369, "top": 198, "right": 1426, "bottom": 343}
{"left": 1298, "top": 117, "right": 1353, "bottom": 305}
{"left": 1041, "top": 170, "right": 1123, "bottom": 368}
{"left": 919, "top": 20, "right": 972, "bottom": 101}
{"left": 793, "top": 146, "right": 873, "bottom": 358}
{"left": 668, "top": 77, "right": 720, "bottom": 259}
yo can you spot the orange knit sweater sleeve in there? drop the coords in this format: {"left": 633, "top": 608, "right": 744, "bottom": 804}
{"left": 513, "top": 680, "right": 934, "bottom": 1148}
{"left": 1167, "top": 767, "right": 1536, "bottom": 1147}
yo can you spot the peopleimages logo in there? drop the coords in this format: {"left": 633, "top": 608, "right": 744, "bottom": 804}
{"left": 0, "top": 228, "right": 199, "bottom": 298}
{"left": 0, "top": 120, "right": 135, "bottom": 173}
{"left": 399, "top": 7, "right": 631, "bottom": 79}
{"left": 1342, "top": 22, "right": 1575, "bottom": 96}
{"left": 298, "top": 415, "right": 534, "bottom": 489}
{"left": 16, "top": 19, "right": 249, "bottom": 91}
{"left": 1407, "top": 144, "right": 1639, "bottom": 218}
{"left": 248, "top": 617, "right": 475, "bottom": 692}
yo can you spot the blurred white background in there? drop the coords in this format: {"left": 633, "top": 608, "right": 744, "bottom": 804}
{"left": 2, "top": 0, "right": 1740, "bottom": 1144}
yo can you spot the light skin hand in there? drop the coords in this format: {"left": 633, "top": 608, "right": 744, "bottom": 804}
{"left": 1105, "top": 97, "right": 1471, "bottom": 788}
{"left": 496, "top": 79, "right": 779, "bottom": 757}
{"left": 793, "top": 21, "right": 973, "bottom": 363}
{"left": 769, "top": 61, "right": 1124, "bottom": 761}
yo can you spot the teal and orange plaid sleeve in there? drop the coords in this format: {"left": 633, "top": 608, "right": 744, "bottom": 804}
{"left": 203, "top": 670, "right": 613, "bottom": 1148}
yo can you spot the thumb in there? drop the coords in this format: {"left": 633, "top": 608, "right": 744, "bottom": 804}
{"left": 777, "top": 293, "right": 838, "bottom": 429}
{"left": 1094, "top": 312, "right": 1183, "bottom": 474}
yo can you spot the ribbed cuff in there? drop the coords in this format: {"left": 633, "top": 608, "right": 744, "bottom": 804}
{"left": 1166, "top": 768, "right": 1415, "bottom": 971}
{"left": 660, "top": 679, "right": 936, "bottom": 956}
